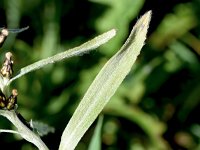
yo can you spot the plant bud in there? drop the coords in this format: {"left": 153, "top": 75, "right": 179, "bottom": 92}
{"left": 6, "top": 89, "right": 18, "bottom": 110}
{"left": 0, "top": 92, "right": 6, "bottom": 108}
{"left": 1, "top": 52, "right": 14, "bottom": 79}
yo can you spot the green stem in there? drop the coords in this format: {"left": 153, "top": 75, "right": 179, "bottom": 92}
{"left": 0, "top": 110, "right": 49, "bottom": 150}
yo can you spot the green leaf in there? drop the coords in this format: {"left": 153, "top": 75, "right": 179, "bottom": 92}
{"left": 59, "top": 11, "right": 152, "bottom": 150}
{"left": 7, "top": 29, "right": 116, "bottom": 85}
{"left": 88, "top": 115, "right": 103, "bottom": 150}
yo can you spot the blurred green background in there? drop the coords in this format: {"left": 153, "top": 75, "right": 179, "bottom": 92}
{"left": 1, "top": 0, "right": 200, "bottom": 149}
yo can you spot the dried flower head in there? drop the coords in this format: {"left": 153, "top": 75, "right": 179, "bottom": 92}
{"left": 6, "top": 89, "right": 18, "bottom": 110}
{"left": 1, "top": 52, "right": 14, "bottom": 79}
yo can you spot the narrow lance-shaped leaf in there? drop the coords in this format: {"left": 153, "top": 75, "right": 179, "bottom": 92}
{"left": 59, "top": 11, "right": 152, "bottom": 150}
{"left": 88, "top": 115, "right": 104, "bottom": 150}
{"left": 7, "top": 29, "right": 116, "bottom": 85}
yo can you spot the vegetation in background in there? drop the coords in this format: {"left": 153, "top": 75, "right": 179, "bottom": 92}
{"left": 0, "top": 0, "right": 200, "bottom": 150}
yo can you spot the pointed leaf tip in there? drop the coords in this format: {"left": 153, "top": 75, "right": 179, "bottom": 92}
{"left": 135, "top": 10, "right": 152, "bottom": 34}
{"left": 59, "top": 11, "right": 152, "bottom": 150}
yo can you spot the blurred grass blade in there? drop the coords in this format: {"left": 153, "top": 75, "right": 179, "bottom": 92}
{"left": 8, "top": 29, "right": 116, "bottom": 85}
{"left": 59, "top": 11, "right": 152, "bottom": 150}
{"left": 88, "top": 115, "right": 103, "bottom": 150}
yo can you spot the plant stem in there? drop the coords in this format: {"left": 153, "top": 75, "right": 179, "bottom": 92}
{"left": 0, "top": 129, "right": 20, "bottom": 134}
{"left": 0, "top": 110, "right": 49, "bottom": 150}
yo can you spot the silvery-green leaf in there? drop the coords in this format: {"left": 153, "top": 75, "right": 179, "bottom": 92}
{"left": 7, "top": 29, "right": 116, "bottom": 86}
{"left": 59, "top": 11, "right": 152, "bottom": 150}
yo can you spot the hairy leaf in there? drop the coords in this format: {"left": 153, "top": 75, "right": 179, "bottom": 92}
{"left": 7, "top": 29, "right": 116, "bottom": 85}
{"left": 59, "top": 11, "right": 152, "bottom": 150}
